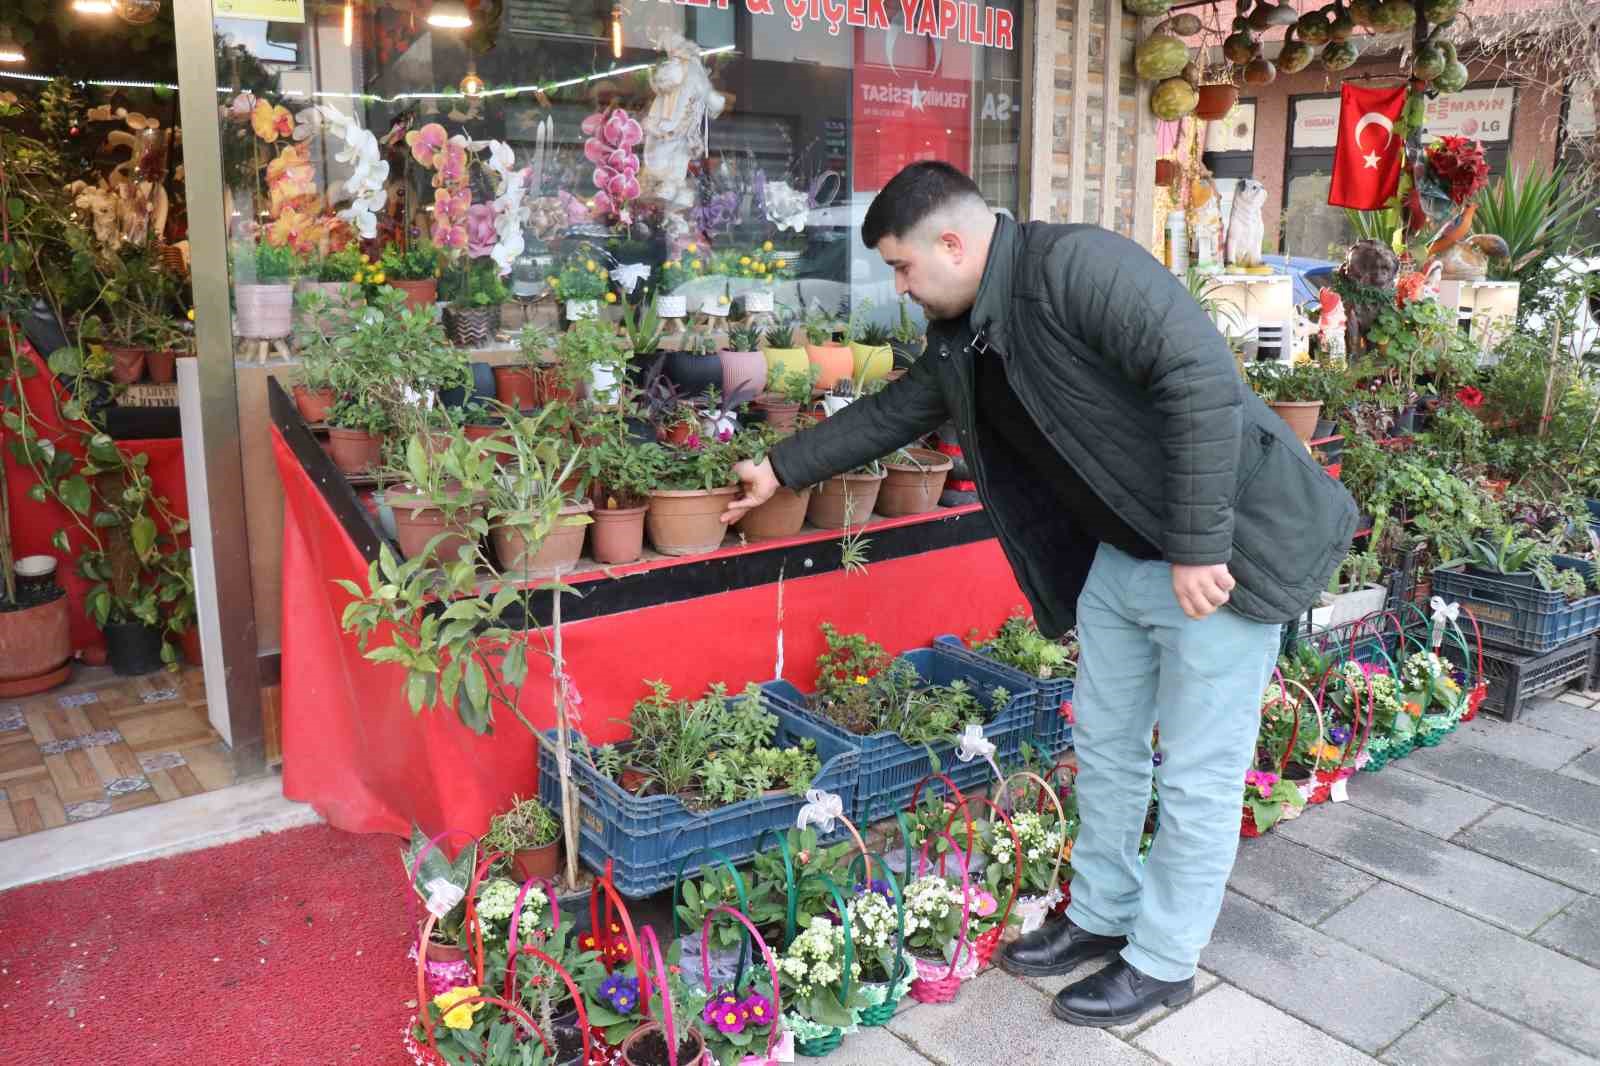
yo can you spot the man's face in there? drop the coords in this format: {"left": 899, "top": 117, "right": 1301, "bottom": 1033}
{"left": 875, "top": 227, "right": 977, "bottom": 321}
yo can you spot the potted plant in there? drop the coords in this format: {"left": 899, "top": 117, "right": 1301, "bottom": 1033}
{"left": 802, "top": 306, "right": 852, "bottom": 391}
{"left": 732, "top": 426, "right": 811, "bottom": 541}
{"left": 588, "top": 426, "right": 665, "bottom": 565}
{"left": 877, "top": 446, "right": 953, "bottom": 517}
{"left": 138, "top": 315, "right": 190, "bottom": 386}
{"left": 77, "top": 246, "right": 186, "bottom": 385}
{"left": 384, "top": 429, "right": 496, "bottom": 564}
{"left": 290, "top": 300, "right": 342, "bottom": 424}
{"left": 639, "top": 358, "right": 699, "bottom": 446}
{"left": 298, "top": 246, "right": 366, "bottom": 334}
{"left": 662, "top": 326, "right": 724, "bottom": 398}
{"left": 483, "top": 794, "right": 564, "bottom": 881}
{"left": 888, "top": 299, "right": 924, "bottom": 371}
{"left": 777, "top": 914, "right": 869, "bottom": 1055}
{"left": 849, "top": 320, "right": 894, "bottom": 386}
{"left": 0, "top": 415, "right": 71, "bottom": 691}
{"left": 718, "top": 324, "right": 768, "bottom": 401}
{"left": 486, "top": 418, "right": 594, "bottom": 577}
{"left": 658, "top": 249, "right": 707, "bottom": 319}
{"left": 380, "top": 238, "right": 442, "bottom": 312}
{"left": 234, "top": 239, "right": 301, "bottom": 346}
{"left": 1313, "top": 549, "right": 1387, "bottom": 629}
{"left": 901, "top": 871, "right": 975, "bottom": 1001}
{"left": 761, "top": 321, "right": 811, "bottom": 384}
{"left": 325, "top": 395, "right": 391, "bottom": 474}
{"left": 806, "top": 458, "right": 885, "bottom": 531}
{"left": 1245, "top": 360, "right": 1334, "bottom": 442}
{"left": 402, "top": 824, "right": 478, "bottom": 962}
{"left": 646, "top": 435, "right": 741, "bottom": 556}
{"left": 492, "top": 325, "right": 550, "bottom": 409}
{"left": 551, "top": 254, "right": 610, "bottom": 323}
{"left": 556, "top": 318, "right": 630, "bottom": 406}
{"left": 441, "top": 257, "right": 509, "bottom": 348}
{"left": 754, "top": 361, "right": 816, "bottom": 434}
{"left": 620, "top": 294, "right": 666, "bottom": 379}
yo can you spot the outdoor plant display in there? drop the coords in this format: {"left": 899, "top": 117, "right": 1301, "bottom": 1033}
{"left": 645, "top": 433, "right": 741, "bottom": 556}
{"left": 808, "top": 624, "right": 1003, "bottom": 743}
{"left": 380, "top": 238, "right": 443, "bottom": 311}
{"left": 970, "top": 614, "right": 1078, "bottom": 681}
{"left": 801, "top": 305, "right": 852, "bottom": 391}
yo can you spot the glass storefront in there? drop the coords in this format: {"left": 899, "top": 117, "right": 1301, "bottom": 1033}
{"left": 211, "top": 0, "right": 1024, "bottom": 333}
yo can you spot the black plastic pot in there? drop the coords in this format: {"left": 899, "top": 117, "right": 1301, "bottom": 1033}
{"left": 661, "top": 350, "right": 723, "bottom": 397}
{"left": 104, "top": 621, "right": 165, "bottom": 676}
{"left": 1313, "top": 418, "right": 1336, "bottom": 439}
{"left": 624, "top": 416, "right": 656, "bottom": 446}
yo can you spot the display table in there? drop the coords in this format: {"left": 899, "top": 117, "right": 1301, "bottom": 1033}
{"left": 268, "top": 380, "right": 1028, "bottom": 839}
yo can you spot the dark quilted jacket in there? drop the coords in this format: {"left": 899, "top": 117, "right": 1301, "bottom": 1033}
{"left": 770, "top": 216, "right": 1358, "bottom": 636}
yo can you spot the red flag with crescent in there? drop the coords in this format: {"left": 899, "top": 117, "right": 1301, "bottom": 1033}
{"left": 1328, "top": 82, "right": 1408, "bottom": 211}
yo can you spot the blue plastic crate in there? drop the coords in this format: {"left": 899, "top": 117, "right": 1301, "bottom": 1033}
{"left": 762, "top": 647, "right": 1037, "bottom": 826}
{"left": 1431, "top": 563, "right": 1600, "bottom": 654}
{"left": 537, "top": 694, "right": 859, "bottom": 898}
{"left": 932, "top": 635, "right": 1073, "bottom": 756}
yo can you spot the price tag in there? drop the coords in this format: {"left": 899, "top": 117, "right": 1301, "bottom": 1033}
{"left": 1330, "top": 778, "right": 1349, "bottom": 803}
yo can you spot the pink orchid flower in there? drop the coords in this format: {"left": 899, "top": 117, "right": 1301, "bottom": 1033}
{"left": 406, "top": 122, "right": 447, "bottom": 167}
{"left": 436, "top": 140, "right": 468, "bottom": 187}
{"left": 466, "top": 203, "right": 498, "bottom": 259}
{"left": 604, "top": 108, "right": 643, "bottom": 149}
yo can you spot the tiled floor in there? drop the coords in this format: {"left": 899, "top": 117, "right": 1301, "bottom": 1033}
{"left": 0, "top": 665, "right": 236, "bottom": 839}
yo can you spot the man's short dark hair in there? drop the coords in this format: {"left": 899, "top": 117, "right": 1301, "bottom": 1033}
{"left": 861, "top": 162, "right": 985, "bottom": 249}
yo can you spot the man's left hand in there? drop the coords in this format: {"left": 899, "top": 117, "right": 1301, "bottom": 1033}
{"left": 1172, "top": 563, "right": 1235, "bottom": 620}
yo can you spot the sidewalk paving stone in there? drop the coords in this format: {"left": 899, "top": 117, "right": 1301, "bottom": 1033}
{"left": 1532, "top": 894, "right": 1600, "bottom": 970}
{"left": 1452, "top": 805, "right": 1600, "bottom": 891}
{"left": 1320, "top": 883, "right": 1600, "bottom": 1059}
{"left": 1345, "top": 768, "right": 1498, "bottom": 840}
{"left": 1449, "top": 717, "right": 1594, "bottom": 771}
{"left": 1518, "top": 697, "right": 1600, "bottom": 742}
{"left": 1379, "top": 997, "right": 1598, "bottom": 1066}
{"left": 814, "top": 1024, "right": 931, "bottom": 1065}
{"left": 1227, "top": 833, "right": 1377, "bottom": 925}
{"left": 1201, "top": 892, "right": 1445, "bottom": 1054}
{"left": 1135, "top": 984, "right": 1378, "bottom": 1066}
{"left": 1390, "top": 744, "right": 1600, "bottom": 833}
{"left": 1274, "top": 802, "right": 1576, "bottom": 933}
{"left": 1560, "top": 748, "right": 1600, "bottom": 786}
{"left": 1015, "top": 962, "right": 1220, "bottom": 1038}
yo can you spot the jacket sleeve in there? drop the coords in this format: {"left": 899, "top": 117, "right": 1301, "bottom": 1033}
{"left": 1045, "top": 228, "right": 1242, "bottom": 566}
{"left": 768, "top": 353, "right": 950, "bottom": 489}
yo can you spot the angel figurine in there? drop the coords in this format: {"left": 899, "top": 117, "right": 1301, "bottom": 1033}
{"left": 641, "top": 30, "right": 726, "bottom": 211}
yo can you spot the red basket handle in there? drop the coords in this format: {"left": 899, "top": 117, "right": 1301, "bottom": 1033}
{"left": 591, "top": 865, "right": 650, "bottom": 1010}
{"left": 915, "top": 829, "right": 975, "bottom": 981}
{"left": 414, "top": 911, "right": 553, "bottom": 1057}
{"left": 703, "top": 905, "right": 784, "bottom": 1062}
{"left": 503, "top": 877, "right": 561, "bottom": 1000}
{"left": 947, "top": 791, "right": 1022, "bottom": 934}
{"left": 637, "top": 925, "right": 686, "bottom": 1066}
{"left": 515, "top": 943, "right": 593, "bottom": 1066}
{"left": 905, "top": 771, "right": 975, "bottom": 879}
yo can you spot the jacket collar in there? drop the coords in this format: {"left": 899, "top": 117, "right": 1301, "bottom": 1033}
{"left": 968, "top": 213, "right": 1022, "bottom": 354}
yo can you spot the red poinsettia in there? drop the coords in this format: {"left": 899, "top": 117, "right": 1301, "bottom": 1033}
{"left": 1426, "top": 136, "right": 1490, "bottom": 206}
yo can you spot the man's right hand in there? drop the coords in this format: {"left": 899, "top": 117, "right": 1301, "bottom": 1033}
{"left": 721, "top": 458, "right": 780, "bottom": 524}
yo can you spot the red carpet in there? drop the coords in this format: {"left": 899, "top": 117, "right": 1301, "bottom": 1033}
{"left": 0, "top": 824, "right": 418, "bottom": 1065}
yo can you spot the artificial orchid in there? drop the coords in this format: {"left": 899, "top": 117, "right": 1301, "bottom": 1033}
{"left": 582, "top": 107, "right": 642, "bottom": 223}
{"left": 251, "top": 98, "right": 292, "bottom": 142}
{"left": 316, "top": 105, "right": 391, "bottom": 240}
{"left": 466, "top": 203, "right": 498, "bottom": 259}
{"left": 432, "top": 186, "right": 470, "bottom": 250}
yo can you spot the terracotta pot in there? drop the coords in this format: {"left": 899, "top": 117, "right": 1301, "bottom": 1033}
{"left": 718, "top": 349, "right": 768, "bottom": 399}
{"left": 144, "top": 349, "right": 178, "bottom": 384}
{"left": 389, "top": 278, "right": 438, "bottom": 314}
{"left": 296, "top": 279, "right": 358, "bottom": 334}
{"left": 763, "top": 346, "right": 811, "bottom": 384}
{"left": 235, "top": 282, "right": 294, "bottom": 339}
{"left": 849, "top": 343, "right": 894, "bottom": 385}
{"left": 646, "top": 486, "right": 739, "bottom": 556}
{"left": 618, "top": 767, "right": 649, "bottom": 793}
{"left": 388, "top": 491, "right": 485, "bottom": 564}
{"left": 754, "top": 396, "right": 800, "bottom": 433}
{"left": 108, "top": 346, "right": 147, "bottom": 385}
{"left": 658, "top": 421, "right": 698, "bottom": 447}
{"left": 1154, "top": 159, "right": 1180, "bottom": 189}
{"left": 1195, "top": 82, "right": 1240, "bottom": 121}
{"left": 807, "top": 471, "right": 884, "bottom": 530}
{"left": 590, "top": 503, "right": 648, "bottom": 564}
{"left": 443, "top": 305, "right": 500, "bottom": 348}
{"left": 292, "top": 385, "right": 337, "bottom": 424}
{"left": 804, "top": 343, "right": 854, "bottom": 390}
{"left": 463, "top": 422, "right": 513, "bottom": 464}
{"left": 491, "top": 365, "right": 538, "bottom": 409}
{"left": 0, "top": 596, "right": 72, "bottom": 694}
{"left": 326, "top": 427, "right": 385, "bottom": 474}
{"left": 878, "top": 448, "right": 953, "bottom": 516}
{"left": 536, "top": 363, "right": 577, "bottom": 406}
{"left": 424, "top": 938, "right": 467, "bottom": 964}
{"left": 736, "top": 486, "right": 811, "bottom": 541}
{"left": 177, "top": 625, "right": 202, "bottom": 667}
{"left": 1268, "top": 400, "right": 1323, "bottom": 442}
{"left": 510, "top": 843, "right": 562, "bottom": 882}
{"left": 620, "top": 1023, "right": 705, "bottom": 1066}
{"left": 492, "top": 500, "right": 593, "bottom": 577}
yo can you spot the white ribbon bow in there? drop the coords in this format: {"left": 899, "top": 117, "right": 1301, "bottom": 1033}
{"left": 1429, "top": 596, "right": 1460, "bottom": 649}
{"left": 796, "top": 790, "right": 843, "bottom": 834}
{"left": 423, "top": 877, "right": 465, "bottom": 919}
{"left": 612, "top": 262, "right": 651, "bottom": 294}
{"left": 955, "top": 723, "right": 1004, "bottom": 786}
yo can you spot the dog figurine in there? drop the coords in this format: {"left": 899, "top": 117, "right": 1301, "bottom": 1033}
{"left": 1225, "top": 179, "right": 1268, "bottom": 269}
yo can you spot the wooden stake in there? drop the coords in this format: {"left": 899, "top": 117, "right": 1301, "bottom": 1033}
{"left": 551, "top": 587, "right": 581, "bottom": 890}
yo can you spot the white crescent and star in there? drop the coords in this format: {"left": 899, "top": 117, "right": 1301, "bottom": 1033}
{"left": 1353, "top": 112, "right": 1394, "bottom": 170}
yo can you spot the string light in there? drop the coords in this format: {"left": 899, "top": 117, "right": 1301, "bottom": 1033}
{"left": 610, "top": 6, "right": 623, "bottom": 60}
{"left": 426, "top": 0, "right": 471, "bottom": 29}
{"left": 0, "top": 26, "right": 24, "bottom": 64}
{"left": 459, "top": 61, "right": 483, "bottom": 97}
{"left": 343, "top": 1, "right": 354, "bottom": 47}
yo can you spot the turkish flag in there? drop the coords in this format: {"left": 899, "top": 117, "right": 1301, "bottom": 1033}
{"left": 1328, "top": 82, "right": 1408, "bottom": 211}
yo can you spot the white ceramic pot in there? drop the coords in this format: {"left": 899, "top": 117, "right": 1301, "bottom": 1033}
{"left": 743, "top": 289, "right": 775, "bottom": 313}
{"left": 235, "top": 282, "right": 294, "bottom": 339}
{"left": 657, "top": 293, "right": 687, "bottom": 318}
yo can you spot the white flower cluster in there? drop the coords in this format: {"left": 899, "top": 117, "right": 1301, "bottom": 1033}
{"left": 1402, "top": 651, "right": 1446, "bottom": 690}
{"left": 986, "top": 812, "right": 1064, "bottom": 870}
{"left": 903, "top": 874, "right": 963, "bottom": 931}
{"left": 846, "top": 891, "right": 898, "bottom": 955}
{"left": 474, "top": 878, "right": 545, "bottom": 940}
{"left": 779, "top": 916, "right": 858, "bottom": 997}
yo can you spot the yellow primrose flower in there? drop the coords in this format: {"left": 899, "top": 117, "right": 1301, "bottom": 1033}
{"left": 371, "top": 272, "right": 385, "bottom": 284}
{"left": 600, "top": 269, "right": 609, "bottom": 279}
{"left": 434, "top": 985, "right": 483, "bottom": 1030}
{"left": 585, "top": 259, "right": 597, "bottom": 272}
{"left": 685, "top": 242, "right": 698, "bottom": 252}
{"left": 774, "top": 259, "right": 787, "bottom": 269}
{"left": 360, "top": 254, "right": 371, "bottom": 263}
{"left": 547, "top": 276, "right": 559, "bottom": 286}
{"left": 854, "top": 675, "right": 869, "bottom": 685}
{"left": 754, "top": 263, "right": 766, "bottom": 273}
{"left": 185, "top": 308, "right": 195, "bottom": 322}
{"left": 604, "top": 292, "right": 618, "bottom": 304}
{"left": 691, "top": 259, "right": 702, "bottom": 270}
{"left": 762, "top": 240, "right": 774, "bottom": 252}
{"left": 739, "top": 256, "right": 751, "bottom": 266}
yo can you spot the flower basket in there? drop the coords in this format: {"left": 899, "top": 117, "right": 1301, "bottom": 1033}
{"left": 905, "top": 828, "right": 976, "bottom": 1005}
{"left": 692, "top": 905, "right": 786, "bottom": 1065}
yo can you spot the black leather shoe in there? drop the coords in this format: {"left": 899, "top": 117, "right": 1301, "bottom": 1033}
{"left": 1051, "top": 958, "right": 1194, "bottom": 1027}
{"left": 998, "top": 917, "right": 1127, "bottom": 977}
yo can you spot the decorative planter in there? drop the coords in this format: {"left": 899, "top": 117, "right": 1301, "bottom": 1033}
{"left": 804, "top": 343, "right": 853, "bottom": 391}
{"left": 907, "top": 941, "right": 977, "bottom": 1005}
{"left": 877, "top": 448, "right": 952, "bottom": 516}
{"left": 0, "top": 596, "right": 72, "bottom": 696}
{"left": 292, "top": 385, "right": 337, "bottom": 424}
{"left": 590, "top": 503, "right": 648, "bottom": 564}
{"left": 646, "top": 486, "right": 739, "bottom": 556}
{"left": 565, "top": 299, "right": 600, "bottom": 321}
{"left": 1267, "top": 400, "right": 1322, "bottom": 442}
{"left": 587, "top": 363, "right": 623, "bottom": 405}
{"left": 662, "top": 350, "right": 724, "bottom": 397}
{"left": 388, "top": 492, "right": 485, "bottom": 564}
{"left": 806, "top": 471, "right": 884, "bottom": 530}
{"left": 763, "top": 346, "right": 811, "bottom": 384}
{"left": 423, "top": 937, "right": 467, "bottom": 964}
{"left": 443, "top": 305, "right": 500, "bottom": 348}
{"left": 103, "top": 620, "right": 165, "bottom": 677}
{"left": 325, "top": 427, "right": 385, "bottom": 474}
{"left": 510, "top": 843, "right": 562, "bottom": 881}
{"left": 742, "top": 288, "right": 774, "bottom": 313}
{"left": 656, "top": 293, "right": 687, "bottom": 318}
{"left": 492, "top": 365, "right": 538, "bottom": 409}
{"left": 144, "top": 349, "right": 178, "bottom": 384}
{"left": 754, "top": 396, "right": 801, "bottom": 433}
{"left": 718, "top": 349, "right": 768, "bottom": 399}
{"left": 389, "top": 278, "right": 438, "bottom": 313}
{"left": 235, "top": 282, "right": 294, "bottom": 339}
{"left": 849, "top": 342, "right": 894, "bottom": 385}
{"left": 1195, "top": 82, "right": 1240, "bottom": 121}
{"left": 108, "top": 347, "right": 147, "bottom": 385}
{"left": 736, "top": 486, "right": 811, "bottom": 541}
{"left": 491, "top": 500, "right": 593, "bottom": 577}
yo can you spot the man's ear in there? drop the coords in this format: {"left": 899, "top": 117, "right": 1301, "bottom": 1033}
{"left": 938, "top": 229, "right": 965, "bottom": 263}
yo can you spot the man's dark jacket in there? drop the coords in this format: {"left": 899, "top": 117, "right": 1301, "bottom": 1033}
{"left": 769, "top": 216, "right": 1358, "bottom": 637}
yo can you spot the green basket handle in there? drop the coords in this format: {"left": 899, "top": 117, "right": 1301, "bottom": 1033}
{"left": 672, "top": 846, "right": 753, "bottom": 986}
{"left": 798, "top": 870, "right": 857, "bottom": 1007}
{"left": 755, "top": 826, "right": 799, "bottom": 950}
{"left": 845, "top": 853, "right": 909, "bottom": 983}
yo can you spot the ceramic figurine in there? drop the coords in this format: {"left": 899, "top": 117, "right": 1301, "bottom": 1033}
{"left": 1225, "top": 179, "right": 1267, "bottom": 269}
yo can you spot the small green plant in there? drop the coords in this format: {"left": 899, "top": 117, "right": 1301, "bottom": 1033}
{"left": 443, "top": 257, "right": 510, "bottom": 309}
{"left": 620, "top": 296, "right": 664, "bottom": 355}
{"left": 555, "top": 318, "right": 628, "bottom": 391}
{"left": 551, "top": 253, "right": 609, "bottom": 302}
{"left": 972, "top": 614, "right": 1077, "bottom": 680}
{"left": 316, "top": 247, "right": 366, "bottom": 283}
{"left": 655, "top": 435, "right": 740, "bottom": 492}
{"left": 854, "top": 321, "right": 892, "bottom": 346}
{"left": 767, "top": 362, "right": 819, "bottom": 404}
{"left": 810, "top": 624, "right": 1004, "bottom": 743}
{"left": 379, "top": 238, "right": 442, "bottom": 281}
{"left": 802, "top": 306, "right": 834, "bottom": 346}
{"left": 891, "top": 299, "right": 923, "bottom": 347}
{"left": 247, "top": 240, "right": 301, "bottom": 283}
{"left": 726, "top": 324, "right": 763, "bottom": 352}
{"left": 482, "top": 794, "right": 561, "bottom": 852}
{"left": 1327, "top": 550, "right": 1383, "bottom": 594}
{"left": 660, "top": 248, "right": 706, "bottom": 292}
{"left": 1442, "top": 526, "right": 1547, "bottom": 575}
{"left": 763, "top": 322, "right": 799, "bottom": 349}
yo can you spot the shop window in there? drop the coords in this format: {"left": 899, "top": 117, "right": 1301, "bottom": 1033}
{"left": 208, "top": 0, "right": 1024, "bottom": 340}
